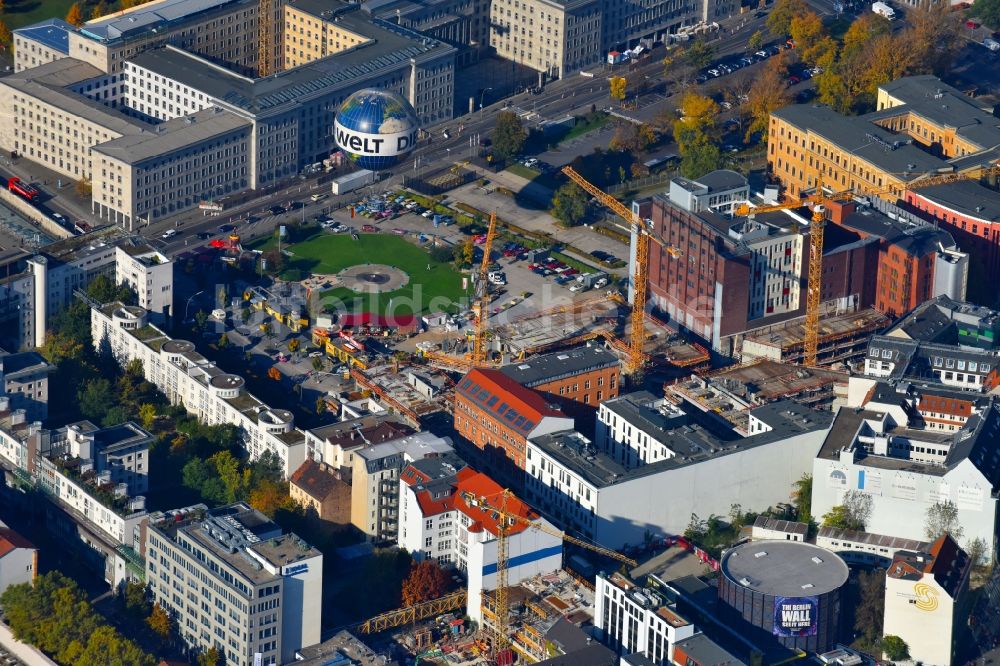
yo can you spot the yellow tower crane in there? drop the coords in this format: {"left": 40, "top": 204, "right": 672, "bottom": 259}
{"left": 735, "top": 164, "right": 1000, "bottom": 366}
{"left": 561, "top": 166, "right": 681, "bottom": 375}
{"left": 258, "top": 0, "right": 274, "bottom": 76}
{"left": 461, "top": 489, "right": 637, "bottom": 660}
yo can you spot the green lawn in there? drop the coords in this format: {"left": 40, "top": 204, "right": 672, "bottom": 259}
{"left": 559, "top": 112, "right": 611, "bottom": 144}
{"left": 505, "top": 162, "right": 541, "bottom": 180}
{"left": 273, "top": 234, "right": 469, "bottom": 316}
{"left": 4, "top": 0, "right": 79, "bottom": 29}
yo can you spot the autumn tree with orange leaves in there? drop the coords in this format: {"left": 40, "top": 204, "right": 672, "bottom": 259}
{"left": 401, "top": 560, "right": 452, "bottom": 607}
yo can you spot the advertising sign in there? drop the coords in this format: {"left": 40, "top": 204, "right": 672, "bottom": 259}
{"left": 334, "top": 121, "right": 417, "bottom": 159}
{"left": 773, "top": 596, "right": 818, "bottom": 637}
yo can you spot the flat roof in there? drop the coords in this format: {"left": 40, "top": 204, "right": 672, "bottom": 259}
{"left": 128, "top": 12, "right": 453, "bottom": 116}
{"left": 910, "top": 179, "right": 1000, "bottom": 223}
{"left": 499, "top": 344, "right": 619, "bottom": 387}
{"left": 14, "top": 19, "right": 73, "bottom": 54}
{"left": 720, "top": 540, "right": 849, "bottom": 596}
{"left": 673, "top": 635, "right": 743, "bottom": 666}
{"left": 80, "top": 0, "right": 251, "bottom": 42}
{"left": 93, "top": 107, "right": 251, "bottom": 164}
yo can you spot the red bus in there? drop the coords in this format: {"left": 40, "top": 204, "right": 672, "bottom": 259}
{"left": 7, "top": 178, "right": 39, "bottom": 202}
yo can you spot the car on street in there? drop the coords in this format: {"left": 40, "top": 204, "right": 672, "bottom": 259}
{"left": 196, "top": 232, "right": 213, "bottom": 240}
{"left": 310, "top": 194, "right": 326, "bottom": 202}
{"left": 162, "top": 229, "right": 178, "bottom": 239}
{"left": 268, "top": 205, "right": 285, "bottom": 215}
{"left": 218, "top": 224, "right": 236, "bottom": 233}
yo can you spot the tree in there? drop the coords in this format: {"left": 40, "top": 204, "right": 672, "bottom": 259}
{"left": 0, "top": 20, "right": 11, "bottom": 51}
{"left": 746, "top": 55, "right": 791, "bottom": 142}
{"left": 65, "top": 3, "right": 85, "bottom": 26}
{"left": 492, "top": 111, "right": 527, "bottom": 161}
{"left": 822, "top": 491, "right": 872, "bottom": 531}
{"left": 315, "top": 396, "right": 327, "bottom": 414}
{"left": 841, "top": 14, "right": 891, "bottom": 60}
{"left": 456, "top": 238, "right": 475, "bottom": 268}
{"left": 194, "top": 309, "right": 208, "bottom": 331}
{"left": 925, "top": 499, "right": 964, "bottom": 541}
{"left": 401, "top": 560, "right": 451, "bottom": 606}
{"left": 609, "top": 76, "right": 627, "bottom": 102}
{"left": 684, "top": 40, "right": 715, "bottom": 69}
{"left": 78, "top": 378, "right": 113, "bottom": 421}
{"left": 137, "top": 403, "right": 156, "bottom": 430}
{"left": 197, "top": 647, "right": 221, "bottom": 666}
{"left": 288, "top": 338, "right": 300, "bottom": 353}
{"left": 881, "top": 635, "right": 909, "bottom": 662}
{"left": 217, "top": 333, "right": 229, "bottom": 349}
{"left": 211, "top": 450, "right": 249, "bottom": 503}
{"left": 748, "top": 30, "right": 764, "bottom": 52}
{"left": 609, "top": 123, "right": 639, "bottom": 152}
{"left": 75, "top": 177, "right": 92, "bottom": 198}
{"left": 102, "top": 405, "right": 129, "bottom": 427}
{"left": 854, "top": 569, "right": 885, "bottom": 644}
{"left": 674, "top": 92, "right": 719, "bottom": 140}
{"left": 767, "top": 0, "right": 808, "bottom": 36}
{"left": 550, "top": 182, "right": 588, "bottom": 227}
{"left": 146, "top": 603, "right": 172, "bottom": 641}
{"left": 967, "top": 537, "right": 989, "bottom": 568}
{"left": 971, "top": 0, "right": 1000, "bottom": 28}
{"left": 312, "top": 356, "right": 325, "bottom": 372}
{"left": 791, "top": 474, "right": 813, "bottom": 523}
{"left": 249, "top": 478, "right": 295, "bottom": 518}
{"left": 677, "top": 135, "right": 721, "bottom": 179}
{"left": 91, "top": 1, "right": 108, "bottom": 19}
{"left": 789, "top": 12, "right": 833, "bottom": 66}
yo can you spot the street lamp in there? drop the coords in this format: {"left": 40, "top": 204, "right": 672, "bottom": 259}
{"left": 479, "top": 87, "right": 493, "bottom": 113}
{"left": 185, "top": 290, "right": 205, "bottom": 322}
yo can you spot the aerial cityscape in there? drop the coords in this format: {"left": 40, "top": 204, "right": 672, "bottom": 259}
{"left": 0, "top": 0, "right": 998, "bottom": 663}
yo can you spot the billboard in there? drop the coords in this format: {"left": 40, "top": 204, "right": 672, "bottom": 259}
{"left": 773, "top": 596, "right": 818, "bottom": 637}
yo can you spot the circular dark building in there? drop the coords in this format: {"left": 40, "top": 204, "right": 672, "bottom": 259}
{"left": 718, "top": 541, "right": 849, "bottom": 653}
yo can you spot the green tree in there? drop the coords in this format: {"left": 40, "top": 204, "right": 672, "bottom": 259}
{"left": 791, "top": 474, "right": 813, "bottom": 522}
{"left": 194, "top": 309, "right": 209, "bottom": 331}
{"left": 767, "top": 0, "right": 808, "bottom": 36}
{"left": 312, "top": 356, "right": 325, "bottom": 371}
{"left": 102, "top": 405, "right": 129, "bottom": 427}
{"left": 211, "top": 450, "right": 250, "bottom": 503}
{"left": 78, "top": 378, "right": 113, "bottom": 421}
{"left": 90, "top": 1, "right": 108, "bottom": 19}
{"left": 492, "top": 111, "right": 527, "bottom": 161}
{"left": 677, "top": 135, "right": 722, "bottom": 179}
{"left": 881, "top": 636, "right": 909, "bottom": 662}
{"left": 822, "top": 491, "right": 871, "bottom": 531}
{"left": 316, "top": 396, "right": 327, "bottom": 414}
{"left": 748, "top": 30, "right": 764, "bottom": 52}
{"left": 550, "top": 182, "right": 588, "bottom": 227}
{"left": 123, "top": 581, "right": 148, "bottom": 614}
{"left": 971, "top": 0, "right": 1000, "bottom": 28}
{"left": 925, "top": 499, "right": 964, "bottom": 540}
{"left": 76, "top": 626, "right": 153, "bottom": 666}
{"left": 684, "top": 40, "right": 715, "bottom": 69}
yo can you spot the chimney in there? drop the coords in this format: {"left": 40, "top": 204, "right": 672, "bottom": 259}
{"left": 827, "top": 200, "right": 856, "bottom": 225}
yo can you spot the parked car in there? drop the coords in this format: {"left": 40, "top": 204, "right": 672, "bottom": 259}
{"left": 310, "top": 193, "right": 326, "bottom": 202}
{"left": 755, "top": 50, "right": 769, "bottom": 59}
{"left": 967, "top": 19, "right": 981, "bottom": 29}
{"left": 787, "top": 75, "right": 801, "bottom": 86}
{"left": 362, "top": 224, "right": 377, "bottom": 232}
{"left": 422, "top": 209, "right": 434, "bottom": 218}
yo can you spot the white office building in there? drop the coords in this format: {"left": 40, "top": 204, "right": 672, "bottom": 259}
{"left": 397, "top": 458, "right": 563, "bottom": 622}
{"left": 145, "top": 502, "right": 322, "bottom": 666}
{"left": 114, "top": 244, "right": 173, "bottom": 319}
{"left": 90, "top": 302, "right": 307, "bottom": 477}
{"left": 524, "top": 394, "right": 832, "bottom": 547}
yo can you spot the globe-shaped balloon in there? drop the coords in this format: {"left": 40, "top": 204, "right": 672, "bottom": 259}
{"left": 334, "top": 90, "right": 421, "bottom": 171}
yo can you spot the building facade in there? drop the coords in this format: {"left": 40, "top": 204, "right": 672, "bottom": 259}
{"left": 90, "top": 302, "right": 308, "bottom": 477}
{"left": 0, "top": 351, "right": 52, "bottom": 422}
{"left": 114, "top": 245, "right": 173, "bottom": 318}
{"left": 499, "top": 344, "right": 621, "bottom": 414}
{"left": 883, "top": 535, "right": 970, "bottom": 666}
{"left": 145, "top": 503, "right": 322, "bottom": 666}
{"left": 289, "top": 458, "right": 351, "bottom": 523}
{"left": 0, "top": 524, "right": 36, "bottom": 595}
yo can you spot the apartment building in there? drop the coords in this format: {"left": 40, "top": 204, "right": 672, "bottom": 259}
{"left": 489, "top": 0, "right": 602, "bottom": 80}
{"left": 594, "top": 572, "right": 696, "bottom": 663}
{"left": 0, "top": 523, "right": 36, "bottom": 595}
{"left": 453, "top": 368, "right": 574, "bottom": 472}
{"left": 303, "top": 414, "right": 414, "bottom": 467}
{"left": 114, "top": 244, "right": 173, "bottom": 318}
{"left": 810, "top": 402, "right": 1000, "bottom": 560}
{"left": 0, "top": 351, "right": 52, "bottom": 422}
{"left": 525, "top": 397, "right": 832, "bottom": 547}
{"left": 90, "top": 302, "right": 308, "bottom": 477}
{"left": 667, "top": 170, "right": 749, "bottom": 215}
{"left": 145, "top": 503, "right": 323, "bottom": 666}
{"left": 397, "top": 461, "right": 562, "bottom": 622}
{"left": 0, "top": 404, "right": 152, "bottom": 586}
{"left": 768, "top": 77, "right": 1000, "bottom": 202}
{"left": 883, "top": 535, "right": 970, "bottom": 666}
{"left": 289, "top": 458, "right": 351, "bottom": 523}
{"left": 499, "top": 344, "right": 621, "bottom": 417}
{"left": 860, "top": 334, "right": 1000, "bottom": 392}
{"left": 350, "top": 431, "right": 454, "bottom": 542}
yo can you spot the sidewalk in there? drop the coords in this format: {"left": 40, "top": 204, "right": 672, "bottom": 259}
{"left": 0, "top": 622, "right": 58, "bottom": 666}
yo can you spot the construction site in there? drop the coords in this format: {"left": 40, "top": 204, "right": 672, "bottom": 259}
{"left": 738, "top": 307, "right": 891, "bottom": 369}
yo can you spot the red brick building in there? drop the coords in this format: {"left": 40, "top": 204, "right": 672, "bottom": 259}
{"left": 499, "top": 344, "right": 620, "bottom": 415}
{"left": 454, "top": 368, "right": 574, "bottom": 471}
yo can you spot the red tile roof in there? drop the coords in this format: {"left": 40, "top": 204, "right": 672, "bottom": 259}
{"left": 289, "top": 459, "right": 345, "bottom": 501}
{"left": 405, "top": 468, "right": 540, "bottom": 538}
{"left": 0, "top": 528, "right": 34, "bottom": 559}
{"left": 456, "top": 368, "right": 565, "bottom": 437}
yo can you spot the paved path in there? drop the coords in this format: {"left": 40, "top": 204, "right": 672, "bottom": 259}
{"left": 0, "top": 622, "right": 58, "bottom": 666}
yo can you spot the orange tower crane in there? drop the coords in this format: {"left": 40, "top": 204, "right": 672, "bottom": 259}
{"left": 562, "top": 167, "right": 680, "bottom": 374}
{"left": 735, "top": 164, "right": 1000, "bottom": 366}
{"left": 460, "top": 489, "right": 636, "bottom": 660}
{"left": 471, "top": 212, "right": 498, "bottom": 367}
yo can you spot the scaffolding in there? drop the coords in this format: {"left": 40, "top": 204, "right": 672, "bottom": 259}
{"left": 356, "top": 590, "right": 467, "bottom": 634}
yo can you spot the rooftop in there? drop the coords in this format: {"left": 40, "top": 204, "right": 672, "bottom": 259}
{"left": 354, "top": 431, "right": 453, "bottom": 469}
{"left": 499, "top": 344, "right": 619, "bottom": 388}
{"left": 817, "top": 526, "right": 929, "bottom": 553}
{"left": 720, "top": 540, "right": 849, "bottom": 596}
{"left": 80, "top": 0, "right": 250, "bottom": 43}
{"left": 0, "top": 527, "right": 35, "bottom": 558}
{"left": 672, "top": 635, "right": 744, "bottom": 666}
{"left": 92, "top": 421, "right": 154, "bottom": 453}
{"left": 752, "top": 515, "right": 808, "bottom": 536}
{"left": 910, "top": 180, "right": 1000, "bottom": 223}
{"left": 94, "top": 107, "right": 251, "bottom": 164}
{"left": 14, "top": 19, "right": 73, "bottom": 54}
{"left": 128, "top": 11, "right": 453, "bottom": 116}
{"left": 888, "top": 533, "right": 970, "bottom": 598}
{"left": 289, "top": 458, "right": 345, "bottom": 501}
{"left": 309, "top": 415, "right": 413, "bottom": 451}
{"left": 457, "top": 368, "right": 567, "bottom": 438}
{"left": 0, "top": 351, "right": 52, "bottom": 379}
{"left": 837, "top": 206, "right": 956, "bottom": 256}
